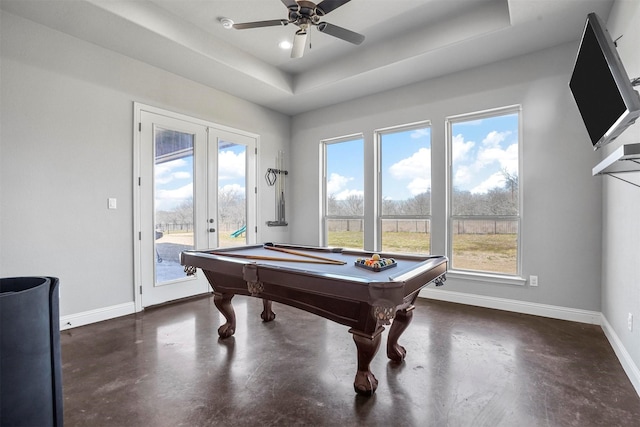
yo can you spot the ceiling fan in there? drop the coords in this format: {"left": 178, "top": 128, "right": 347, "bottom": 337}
{"left": 231, "top": 0, "right": 365, "bottom": 58}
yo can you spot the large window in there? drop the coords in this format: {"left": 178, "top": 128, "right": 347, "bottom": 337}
{"left": 377, "top": 122, "right": 431, "bottom": 254}
{"left": 322, "top": 136, "right": 364, "bottom": 249}
{"left": 447, "top": 106, "right": 521, "bottom": 275}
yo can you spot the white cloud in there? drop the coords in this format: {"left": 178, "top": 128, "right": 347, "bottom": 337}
{"left": 453, "top": 129, "right": 518, "bottom": 192}
{"left": 155, "top": 158, "right": 191, "bottom": 185}
{"left": 482, "top": 130, "right": 510, "bottom": 148}
{"left": 327, "top": 172, "right": 353, "bottom": 196}
{"left": 476, "top": 130, "right": 517, "bottom": 171}
{"left": 218, "top": 150, "right": 245, "bottom": 181}
{"left": 454, "top": 165, "right": 473, "bottom": 186}
{"left": 471, "top": 171, "right": 507, "bottom": 194}
{"left": 452, "top": 134, "right": 475, "bottom": 163}
{"left": 387, "top": 148, "right": 432, "bottom": 197}
{"left": 172, "top": 171, "right": 191, "bottom": 180}
{"left": 389, "top": 148, "right": 431, "bottom": 180}
{"left": 219, "top": 183, "right": 245, "bottom": 194}
{"left": 410, "top": 128, "right": 430, "bottom": 139}
{"left": 335, "top": 188, "right": 364, "bottom": 200}
{"left": 407, "top": 178, "right": 431, "bottom": 195}
{"left": 155, "top": 183, "right": 193, "bottom": 210}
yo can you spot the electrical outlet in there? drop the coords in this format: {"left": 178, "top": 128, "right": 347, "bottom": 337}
{"left": 628, "top": 313, "right": 633, "bottom": 332}
{"left": 108, "top": 198, "right": 117, "bottom": 209}
{"left": 529, "top": 275, "right": 538, "bottom": 287}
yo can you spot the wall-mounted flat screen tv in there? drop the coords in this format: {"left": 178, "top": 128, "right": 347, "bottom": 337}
{"left": 569, "top": 12, "right": 640, "bottom": 150}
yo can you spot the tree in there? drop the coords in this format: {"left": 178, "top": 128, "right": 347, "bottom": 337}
{"left": 342, "top": 194, "right": 363, "bottom": 216}
{"left": 502, "top": 168, "right": 518, "bottom": 201}
{"left": 218, "top": 187, "right": 245, "bottom": 230}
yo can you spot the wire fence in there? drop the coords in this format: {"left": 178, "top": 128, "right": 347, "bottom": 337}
{"left": 156, "top": 223, "right": 193, "bottom": 233}
{"left": 157, "top": 219, "right": 518, "bottom": 235}
{"left": 156, "top": 221, "right": 246, "bottom": 234}
{"left": 328, "top": 219, "right": 518, "bottom": 235}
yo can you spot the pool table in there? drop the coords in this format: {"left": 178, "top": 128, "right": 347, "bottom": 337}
{"left": 180, "top": 243, "right": 447, "bottom": 395}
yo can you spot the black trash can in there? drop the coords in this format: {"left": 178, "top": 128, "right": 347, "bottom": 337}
{"left": 0, "top": 277, "right": 63, "bottom": 426}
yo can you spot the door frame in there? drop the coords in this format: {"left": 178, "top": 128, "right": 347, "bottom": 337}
{"left": 133, "top": 102, "right": 260, "bottom": 312}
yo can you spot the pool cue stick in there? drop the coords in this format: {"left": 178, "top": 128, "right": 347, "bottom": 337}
{"left": 209, "top": 252, "right": 343, "bottom": 265}
{"left": 264, "top": 245, "right": 346, "bottom": 265}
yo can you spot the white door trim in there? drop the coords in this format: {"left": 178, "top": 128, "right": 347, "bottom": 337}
{"left": 133, "top": 102, "right": 260, "bottom": 312}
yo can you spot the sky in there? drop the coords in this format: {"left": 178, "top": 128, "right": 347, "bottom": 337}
{"left": 451, "top": 113, "right": 519, "bottom": 194}
{"left": 154, "top": 113, "right": 519, "bottom": 212}
{"left": 154, "top": 143, "right": 246, "bottom": 211}
{"left": 326, "top": 113, "right": 519, "bottom": 201}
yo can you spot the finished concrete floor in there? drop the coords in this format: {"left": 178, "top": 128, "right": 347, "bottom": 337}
{"left": 61, "top": 295, "right": 640, "bottom": 426}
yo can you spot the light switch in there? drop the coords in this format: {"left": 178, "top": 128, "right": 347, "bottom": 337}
{"left": 108, "top": 198, "right": 117, "bottom": 209}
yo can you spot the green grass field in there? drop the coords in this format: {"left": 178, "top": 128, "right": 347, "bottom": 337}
{"left": 176, "top": 229, "right": 517, "bottom": 275}
{"left": 329, "top": 231, "right": 517, "bottom": 274}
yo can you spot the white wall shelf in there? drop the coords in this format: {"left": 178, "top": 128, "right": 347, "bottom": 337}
{"left": 593, "top": 144, "right": 640, "bottom": 185}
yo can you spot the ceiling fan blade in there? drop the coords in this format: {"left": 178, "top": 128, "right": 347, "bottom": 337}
{"left": 233, "top": 19, "right": 289, "bottom": 29}
{"left": 316, "top": 22, "right": 364, "bottom": 44}
{"left": 316, "top": 0, "right": 351, "bottom": 16}
{"left": 291, "top": 30, "right": 308, "bottom": 58}
{"left": 281, "top": 0, "right": 298, "bottom": 10}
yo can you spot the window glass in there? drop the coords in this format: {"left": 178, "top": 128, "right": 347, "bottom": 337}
{"left": 379, "top": 125, "right": 431, "bottom": 254}
{"left": 449, "top": 110, "right": 520, "bottom": 275}
{"left": 324, "top": 137, "right": 364, "bottom": 249}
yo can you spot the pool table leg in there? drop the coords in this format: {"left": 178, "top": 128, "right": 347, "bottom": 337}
{"left": 386, "top": 305, "right": 415, "bottom": 362}
{"left": 213, "top": 292, "right": 236, "bottom": 338}
{"left": 350, "top": 328, "right": 383, "bottom": 396}
{"left": 261, "top": 299, "right": 276, "bottom": 322}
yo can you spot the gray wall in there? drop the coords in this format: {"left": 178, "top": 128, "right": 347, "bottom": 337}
{"left": 2, "top": 0, "right": 638, "bottom": 385}
{"left": 601, "top": 0, "right": 640, "bottom": 383}
{"left": 0, "top": 11, "right": 291, "bottom": 316}
{"left": 290, "top": 42, "right": 603, "bottom": 312}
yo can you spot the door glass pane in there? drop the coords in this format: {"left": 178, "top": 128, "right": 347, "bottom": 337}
{"left": 217, "top": 140, "right": 247, "bottom": 248}
{"left": 154, "top": 128, "right": 195, "bottom": 284}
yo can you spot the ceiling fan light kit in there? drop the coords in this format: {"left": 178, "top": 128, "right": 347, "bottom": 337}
{"left": 219, "top": 17, "right": 234, "bottom": 29}
{"left": 231, "top": 0, "right": 364, "bottom": 58}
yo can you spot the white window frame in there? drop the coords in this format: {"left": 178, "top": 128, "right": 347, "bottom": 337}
{"left": 375, "top": 120, "right": 432, "bottom": 253}
{"left": 320, "top": 133, "right": 365, "bottom": 248}
{"left": 445, "top": 105, "right": 524, "bottom": 282}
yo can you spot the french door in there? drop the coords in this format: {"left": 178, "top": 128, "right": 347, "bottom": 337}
{"left": 134, "top": 104, "right": 257, "bottom": 309}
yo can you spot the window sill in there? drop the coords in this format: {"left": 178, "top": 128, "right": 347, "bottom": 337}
{"left": 446, "top": 270, "right": 527, "bottom": 286}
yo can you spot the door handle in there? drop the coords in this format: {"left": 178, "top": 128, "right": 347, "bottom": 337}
{"left": 209, "top": 228, "right": 216, "bottom": 233}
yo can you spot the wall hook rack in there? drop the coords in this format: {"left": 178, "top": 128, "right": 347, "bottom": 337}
{"left": 266, "top": 151, "right": 289, "bottom": 226}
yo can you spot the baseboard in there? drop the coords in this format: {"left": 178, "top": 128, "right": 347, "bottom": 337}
{"left": 419, "top": 288, "right": 602, "bottom": 325}
{"left": 57, "top": 289, "right": 639, "bottom": 397}
{"left": 60, "top": 302, "right": 136, "bottom": 330}
{"left": 600, "top": 315, "right": 640, "bottom": 397}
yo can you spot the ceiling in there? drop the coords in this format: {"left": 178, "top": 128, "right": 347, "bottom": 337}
{"left": 1, "top": 0, "right": 614, "bottom": 116}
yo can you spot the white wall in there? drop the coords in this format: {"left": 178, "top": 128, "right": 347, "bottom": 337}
{"left": 0, "top": 11, "right": 291, "bottom": 317}
{"left": 601, "top": 0, "right": 640, "bottom": 393}
{"left": 2, "top": 0, "right": 637, "bottom": 394}
{"left": 290, "top": 41, "right": 603, "bottom": 312}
